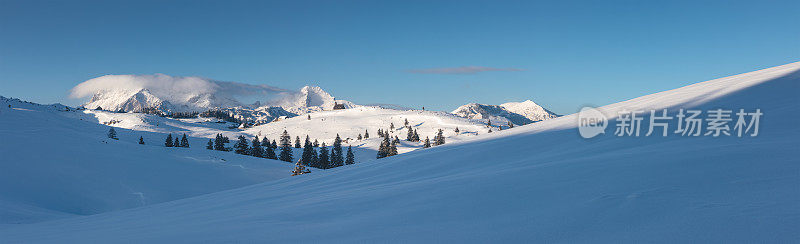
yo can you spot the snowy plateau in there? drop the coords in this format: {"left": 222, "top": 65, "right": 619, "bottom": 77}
{"left": 0, "top": 62, "right": 798, "bottom": 243}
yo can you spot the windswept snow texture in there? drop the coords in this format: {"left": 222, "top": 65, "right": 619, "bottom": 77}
{"left": 2, "top": 62, "right": 800, "bottom": 242}
{"left": 452, "top": 100, "right": 558, "bottom": 125}
{"left": 0, "top": 97, "right": 292, "bottom": 226}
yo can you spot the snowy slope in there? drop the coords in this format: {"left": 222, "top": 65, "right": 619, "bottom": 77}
{"left": 244, "top": 106, "right": 491, "bottom": 163}
{"left": 2, "top": 62, "right": 799, "bottom": 242}
{"left": 0, "top": 97, "right": 292, "bottom": 226}
{"left": 452, "top": 100, "right": 558, "bottom": 126}
{"left": 78, "top": 105, "right": 492, "bottom": 164}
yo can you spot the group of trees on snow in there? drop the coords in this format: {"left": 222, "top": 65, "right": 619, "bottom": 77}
{"left": 105, "top": 116, "right": 460, "bottom": 174}
{"left": 200, "top": 130, "right": 356, "bottom": 172}
{"left": 374, "top": 118, "right": 447, "bottom": 158}
{"left": 298, "top": 133, "right": 355, "bottom": 169}
{"left": 165, "top": 133, "right": 190, "bottom": 148}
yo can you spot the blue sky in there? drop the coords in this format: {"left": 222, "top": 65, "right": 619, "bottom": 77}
{"left": 1, "top": 0, "right": 797, "bottom": 114}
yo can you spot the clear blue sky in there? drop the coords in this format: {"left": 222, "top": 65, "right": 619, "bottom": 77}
{"left": 1, "top": 0, "right": 798, "bottom": 114}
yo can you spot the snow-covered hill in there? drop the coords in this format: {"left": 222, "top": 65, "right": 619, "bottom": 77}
{"left": 2, "top": 62, "right": 798, "bottom": 242}
{"left": 451, "top": 100, "right": 558, "bottom": 125}
{"left": 75, "top": 105, "right": 491, "bottom": 164}
{"left": 0, "top": 97, "right": 292, "bottom": 226}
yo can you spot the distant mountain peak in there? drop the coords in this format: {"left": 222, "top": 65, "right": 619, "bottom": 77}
{"left": 451, "top": 100, "right": 558, "bottom": 125}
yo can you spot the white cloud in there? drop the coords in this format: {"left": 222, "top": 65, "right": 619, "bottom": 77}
{"left": 70, "top": 74, "right": 292, "bottom": 104}
{"left": 406, "top": 66, "right": 525, "bottom": 74}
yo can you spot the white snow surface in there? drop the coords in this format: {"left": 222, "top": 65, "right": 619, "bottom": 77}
{"left": 78, "top": 105, "right": 490, "bottom": 164}
{"left": 0, "top": 97, "right": 292, "bottom": 227}
{"left": 1, "top": 62, "right": 799, "bottom": 242}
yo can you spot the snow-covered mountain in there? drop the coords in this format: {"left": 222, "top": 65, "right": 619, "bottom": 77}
{"left": 451, "top": 100, "right": 558, "bottom": 125}
{"left": 82, "top": 84, "right": 353, "bottom": 113}
{"left": 269, "top": 85, "right": 357, "bottom": 114}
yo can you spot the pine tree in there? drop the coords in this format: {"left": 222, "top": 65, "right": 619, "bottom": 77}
{"left": 404, "top": 118, "right": 409, "bottom": 127}
{"left": 318, "top": 144, "right": 329, "bottom": 169}
{"left": 454, "top": 127, "right": 460, "bottom": 133}
{"left": 313, "top": 139, "right": 319, "bottom": 147}
{"left": 393, "top": 135, "right": 400, "bottom": 144}
{"left": 165, "top": 134, "right": 174, "bottom": 147}
{"left": 307, "top": 114, "right": 311, "bottom": 120}
{"left": 377, "top": 129, "right": 383, "bottom": 137}
{"left": 310, "top": 144, "right": 319, "bottom": 167}
{"left": 265, "top": 145, "right": 277, "bottom": 159}
{"left": 261, "top": 137, "right": 271, "bottom": 148}
{"left": 388, "top": 139, "right": 398, "bottom": 156}
{"left": 487, "top": 119, "right": 492, "bottom": 127}
{"left": 279, "top": 130, "right": 293, "bottom": 162}
{"left": 407, "top": 127, "right": 415, "bottom": 141}
{"left": 357, "top": 134, "right": 362, "bottom": 140}
{"left": 377, "top": 135, "right": 390, "bottom": 159}
{"left": 174, "top": 137, "right": 180, "bottom": 148}
{"left": 330, "top": 134, "right": 344, "bottom": 167}
{"left": 345, "top": 146, "right": 355, "bottom": 165}
{"left": 180, "top": 134, "right": 189, "bottom": 148}
{"left": 138, "top": 136, "right": 145, "bottom": 145}
{"left": 435, "top": 129, "right": 445, "bottom": 145}
{"left": 294, "top": 136, "right": 301, "bottom": 148}
{"left": 271, "top": 140, "right": 277, "bottom": 149}
{"left": 291, "top": 160, "right": 311, "bottom": 176}
{"left": 413, "top": 129, "right": 420, "bottom": 142}
{"left": 507, "top": 121, "right": 514, "bottom": 128}
{"left": 390, "top": 123, "right": 395, "bottom": 130}
{"left": 364, "top": 129, "right": 369, "bottom": 139}
{"left": 301, "top": 136, "right": 315, "bottom": 166}
{"left": 234, "top": 135, "right": 249, "bottom": 155}
{"left": 423, "top": 137, "right": 431, "bottom": 148}
{"left": 213, "top": 134, "right": 229, "bottom": 151}
{"left": 107, "top": 127, "right": 118, "bottom": 140}
{"left": 206, "top": 139, "right": 213, "bottom": 150}
{"left": 251, "top": 137, "right": 263, "bottom": 157}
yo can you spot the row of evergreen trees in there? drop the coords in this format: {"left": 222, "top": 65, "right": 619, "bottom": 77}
{"left": 300, "top": 134, "right": 355, "bottom": 169}
{"left": 165, "top": 133, "right": 190, "bottom": 148}
{"left": 204, "top": 130, "right": 356, "bottom": 170}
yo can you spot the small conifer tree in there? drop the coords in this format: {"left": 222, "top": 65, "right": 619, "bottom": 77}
{"left": 279, "top": 130, "right": 293, "bottom": 162}
{"left": 107, "top": 127, "right": 118, "bottom": 140}
{"left": 331, "top": 134, "right": 344, "bottom": 167}
{"left": 180, "top": 134, "right": 189, "bottom": 148}
{"left": 345, "top": 146, "right": 355, "bottom": 165}
{"left": 234, "top": 135, "right": 249, "bottom": 155}
{"left": 318, "top": 144, "right": 330, "bottom": 169}
{"left": 291, "top": 160, "right": 311, "bottom": 176}
{"left": 251, "top": 137, "right": 263, "bottom": 157}
{"left": 139, "top": 136, "right": 145, "bottom": 145}
{"left": 165, "top": 134, "right": 174, "bottom": 147}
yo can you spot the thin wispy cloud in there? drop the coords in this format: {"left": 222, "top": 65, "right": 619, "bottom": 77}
{"left": 406, "top": 66, "right": 525, "bottom": 75}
